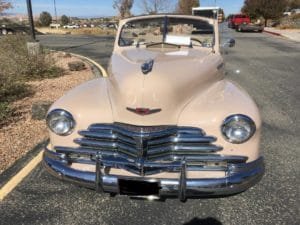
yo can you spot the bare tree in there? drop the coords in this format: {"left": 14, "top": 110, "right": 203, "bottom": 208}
{"left": 113, "top": 0, "right": 134, "bottom": 18}
{"left": 177, "top": 0, "right": 199, "bottom": 15}
{"left": 0, "top": 0, "right": 12, "bottom": 13}
{"left": 140, "top": 0, "right": 171, "bottom": 14}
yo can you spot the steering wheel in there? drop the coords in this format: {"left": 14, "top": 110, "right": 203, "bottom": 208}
{"left": 191, "top": 38, "right": 203, "bottom": 46}
{"left": 146, "top": 42, "right": 180, "bottom": 49}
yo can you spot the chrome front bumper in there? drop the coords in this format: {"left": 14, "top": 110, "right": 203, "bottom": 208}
{"left": 43, "top": 149, "right": 264, "bottom": 201}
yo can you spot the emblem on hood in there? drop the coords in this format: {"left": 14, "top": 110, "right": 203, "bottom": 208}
{"left": 126, "top": 107, "right": 161, "bottom": 116}
{"left": 141, "top": 59, "right": 154, "bottom": 75}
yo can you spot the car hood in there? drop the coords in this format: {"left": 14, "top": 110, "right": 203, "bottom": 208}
{"left": 107, "top": 48, "right": 223, "bottom": 125}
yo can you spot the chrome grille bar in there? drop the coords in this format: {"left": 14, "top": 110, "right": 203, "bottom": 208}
{"left": 54, "top": 123, "right": 248, "bottom": 175}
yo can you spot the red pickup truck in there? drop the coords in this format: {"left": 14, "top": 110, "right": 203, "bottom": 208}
{"left": 228, "top": 14, "right": 251, "bottom": 29}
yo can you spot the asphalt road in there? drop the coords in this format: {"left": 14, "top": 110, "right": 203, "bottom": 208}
{"left": 0, "top": 29, "right": 299, "bottom": 225}
{"left": 37, "top": 35, "right": 115, "bottom": 69}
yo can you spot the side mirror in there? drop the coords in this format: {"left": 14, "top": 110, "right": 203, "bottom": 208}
{"left": 224, "top": 38, "right": 236, "bottom": 48}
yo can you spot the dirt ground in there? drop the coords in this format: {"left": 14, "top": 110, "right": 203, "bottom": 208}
{"left": 0, "top": 53, "right": 95, "bottom": 174}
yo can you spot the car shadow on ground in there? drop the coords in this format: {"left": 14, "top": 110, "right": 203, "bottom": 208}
{"left": 183, "top": 217, "right": 223, "bottom": 225}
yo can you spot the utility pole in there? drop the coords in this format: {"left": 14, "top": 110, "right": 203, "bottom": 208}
{"left": 26, "top": 0, "right": 36, "bottom": 41}
{"left": 53, "top": 0, "right": 58, "bottom": 22}
{"left": 26, "top": 0, "right": 40, "bottom": 55}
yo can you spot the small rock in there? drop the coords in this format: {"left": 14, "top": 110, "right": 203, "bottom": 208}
{"left": 63, "top": 53, "right": 72, "bottom": 58}
{"left": 31, "top": 101, "right": 52, "bottom": 120}
{"left": 68, "top": 61, "right": 86, "bottom": 71}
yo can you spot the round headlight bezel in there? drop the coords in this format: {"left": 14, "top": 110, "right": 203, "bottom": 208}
{"left": 46, "top": 109, "right": 76, "bottom": 136}
{"left": 221, "top": 114, "right": 256, "bottom": 144}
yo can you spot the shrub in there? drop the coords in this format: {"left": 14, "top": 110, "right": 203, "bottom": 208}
{"left": 291, "top": 13, "right": 300, "bottom": 20}
{"left": 61, "top": 15, "right": 70, "bottom": 25}
{"left": 39, "top": 11, "right": 52, "bottom": 27}
{"left": 0, "top": 75, "right": 32, "bottom": 127}
{"left": 0, "top": 35, "right": 64, "bottom": 127}
{"left": 0, "top": 102, "right": 11, "bottom": 124}
{"left": 279, "top": 14, "right": 300, "bottom": 29}
{"left": 0, "top": 35, "right": 64, "bottom": 81}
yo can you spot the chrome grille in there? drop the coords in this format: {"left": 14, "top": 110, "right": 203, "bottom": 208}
{"left": 55, "top": 123, "right": 248, "bottom": 175}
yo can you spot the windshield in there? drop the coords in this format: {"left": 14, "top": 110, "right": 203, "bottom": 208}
{"left": 119, "top": 17, "right": 214, "bottom": 48}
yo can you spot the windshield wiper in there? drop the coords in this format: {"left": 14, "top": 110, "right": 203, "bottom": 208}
{"left": 136, "top": 41, "right": 155, "bottom": 48}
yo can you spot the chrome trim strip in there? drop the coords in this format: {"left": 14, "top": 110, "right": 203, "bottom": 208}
{"left": 54, "top": 146, "right": 247, "bottom": 163}
{"left": 88, "top": 124, "right": 178, "bottom": 138}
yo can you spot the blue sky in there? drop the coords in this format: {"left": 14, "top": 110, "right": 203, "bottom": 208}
{"left": 8, "top": 0, "right": 244, "bottom": 17}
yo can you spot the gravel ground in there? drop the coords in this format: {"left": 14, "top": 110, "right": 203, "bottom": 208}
{"left": 0, "top": 53, "right": 95, "bottom": 174}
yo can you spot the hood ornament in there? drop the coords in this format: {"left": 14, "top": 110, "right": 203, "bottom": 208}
{"left": 126, "top": 107, "right": 161, "bottom": 116}
{"left": 141, "top": 59, "right": 154, "bottom": 75}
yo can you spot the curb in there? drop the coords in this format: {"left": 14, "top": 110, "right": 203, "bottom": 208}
{"left": 0, "top": 140, "right": 48, "bottom": 189}
{"left": 263, "top": 29, "right": 282, "bottom": 36}
{"left": 49, "top": 50, "right": 108, "bottom": 78}
{"left": 70, "top": 53, "right": 108, "bottom": 78}
{"left": 263, "top": 29, "right": 300, "bottom": 42}
{"left": 0, "top": 140, "right": 48, "bottom": 201}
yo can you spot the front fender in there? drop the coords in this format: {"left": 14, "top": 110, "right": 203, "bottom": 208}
{"left": 47, "top": 78, "right": 113, "bottom": 148}
{"left": 178, "top": 80, "right": 262, "bottom": 162}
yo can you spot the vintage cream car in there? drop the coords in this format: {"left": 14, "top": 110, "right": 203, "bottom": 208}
{"left": 44, "top": 15, "right": 264, "bottom": 201}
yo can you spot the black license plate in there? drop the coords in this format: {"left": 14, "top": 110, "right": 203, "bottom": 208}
{"left": 119, "top": 179, "right": 160, "bottom": 196}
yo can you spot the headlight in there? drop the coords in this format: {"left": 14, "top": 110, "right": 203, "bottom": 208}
{"left": 46, "top": 109, "right": 75, "bottom": 136}
{"left": 221, "top": 115, "right": 256, "bottom": 144}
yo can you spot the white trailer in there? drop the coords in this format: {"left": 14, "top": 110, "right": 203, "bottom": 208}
{"left": 192, "top": 7, "right": 224, "bottom": 23}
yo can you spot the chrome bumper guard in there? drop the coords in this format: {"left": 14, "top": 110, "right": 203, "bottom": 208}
{"left": 43, "top": 149, "right": 264, "bottom": 201}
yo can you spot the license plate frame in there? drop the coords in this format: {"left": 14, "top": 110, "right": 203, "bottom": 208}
{"left": 118, "top": 179, "right": 160, "bottom": 196}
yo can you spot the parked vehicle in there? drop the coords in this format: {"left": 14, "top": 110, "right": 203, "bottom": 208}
{"left": 283, "top": 8, "right": 300, "bottom": 16}
{"left": 236, "top": 23, "right": 264, "bottom": 32}
{"left": 0, "top": 24, "right": 28, "bottom": 35}
{"left": 107, "top": 23, "right": 116, "bottom": 28}
{"left": 283, "top": 11, "right": 292, "bottom": 16}
{"left": 43, "top": 14, "right": 264, "bottom": 201}
{"left": 63, "top": 24, "right": 80, "bottom": 29}
{"left": 291, "top": 8, "right": 300, "bottom": 14}
{"left": 50, "top": 23, "right": 61, "bottom": 29}
{"left": 228, "top": 14, "right": 251, "bottom": 29}
{"left": 99, "top": 24, "right": 107, "bottom": 28}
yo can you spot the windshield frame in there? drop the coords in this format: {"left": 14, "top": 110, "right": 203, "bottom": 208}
{"left": 115, "top": 14, "right": 219, "bottom": 53}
